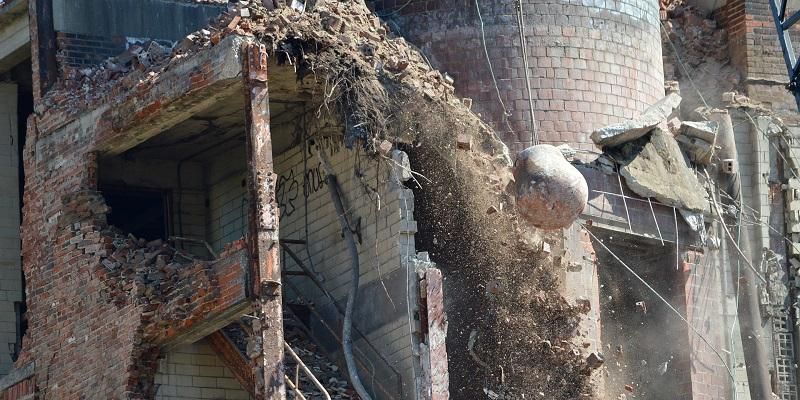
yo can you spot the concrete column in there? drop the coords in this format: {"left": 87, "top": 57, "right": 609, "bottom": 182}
{"left": 0, "top": 83, "right": 21, "bottom": 376}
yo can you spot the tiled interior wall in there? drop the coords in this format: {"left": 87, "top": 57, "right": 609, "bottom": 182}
{"left": 275, "top": 137, "right": 418, "bottom": 399}
{"left": 154, "top": 339, "right": 250, "bottom": 400}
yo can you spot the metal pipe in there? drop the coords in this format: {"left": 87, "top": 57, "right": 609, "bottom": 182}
{"left": 325, "top": 175, "right": 372, "bottom": 400}
{"left": 284, "top": 375, "right": 308, "bottom": 400}
{"left": 284, "top": 279, "right": 405, "bottom": 399}
{"left": 283, "top": 271, "right": 402, "bottom": 399}
{"left": 710, "top": 109, "right": 773, "bottom": 400}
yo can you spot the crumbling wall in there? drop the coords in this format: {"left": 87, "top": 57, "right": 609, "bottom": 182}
{"left": 17, "top": 186, "right": 250, "bottom": 398}
{"left": 154, "top": 339, "right": 250, "bottom": 400}
{"left": 275, "top": 130, "right": 418, "bottom": 399}
{"left": 17, "top": 36, "right": 250, "bottom": 396}
{"left": 713, "top": 0, "right": 800, "bottom": 117}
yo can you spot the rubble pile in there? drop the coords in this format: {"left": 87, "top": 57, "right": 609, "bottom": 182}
{"left": 99, "top": 230, "right": 195, "bottom": 306}
{"left": 96, "top": 228, "right": 223, "bottom": 339}
{"left": 44, "top": 0, "right": 471, "bottom": 147}
{"left": 221, "top": 319, "right": 358, "bottom": 399}
{"left": 283, "top": 323, "right": 358, "bottom": 400}
{"left": 661, "top": 0, "right": 740, "bottom": 111}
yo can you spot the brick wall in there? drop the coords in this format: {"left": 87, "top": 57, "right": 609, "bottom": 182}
{"left": 682, "top": 248, "right": 732, "bottom": 400}
{"left": 714, "top": 0, "right": 800, "bottom": 116}
{"left": 3, "top": 377, "right": 34, "bottom": 400}
{"left": 369, "top": 0, "right": 664, "bottom": 154}
{"left": 17, "top": 37, "right": 251, "bottom": 398}
{"left": 50, "top": 0, "right": 225, "bottom": 76}
{"left": 154, "top": 339, "right": 250, "bottom": 400}
{"left": 275, "top": 140, "right": 418, "bottom": 399}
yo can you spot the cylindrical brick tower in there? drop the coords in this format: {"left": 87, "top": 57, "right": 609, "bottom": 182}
{"left": 370, "top": 0, "right": 665, "bottom": 154}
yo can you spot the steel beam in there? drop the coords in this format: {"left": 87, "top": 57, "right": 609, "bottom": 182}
{"left": 243, "top": 42, "right": 285, "bottom": 400}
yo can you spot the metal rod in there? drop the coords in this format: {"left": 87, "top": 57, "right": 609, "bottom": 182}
{"left": 616, "top": 171, "right": 634, "bottom": 233}
{"left": 591, "top": 189, "right": 672, "bottom": 207}
{"left": 284, "top": 341, "right": 333, "bottom": 400}
{"left": 284, "top": 375, "right": 308, "bottom": 400}
{"left": 783, "top": 9, "right": 800, "bottom": 30}
{"left": 280, "top": 239, "right": 307, "bottom": 245}
{"left": 169, "top": 236, "right": 217, "bottom": 259}
{"left": 648, "top": 197, "right": 665, "bottom": 246}
{"left": 674, "top": 207, "right": 679, "bottom": 271}
{"left": 769, "top": 0, "right": 800, "bottom": 110}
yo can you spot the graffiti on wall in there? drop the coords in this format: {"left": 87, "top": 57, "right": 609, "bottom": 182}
{"left": 276, "top": 140, "right": 342, "bottom": 217}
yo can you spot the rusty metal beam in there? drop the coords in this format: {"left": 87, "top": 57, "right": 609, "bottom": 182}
{"left": 243, "top": 42, "right": 284, "bottom": 400}
{"left": 208, "top": 331, "right": 257, "bottom": 399}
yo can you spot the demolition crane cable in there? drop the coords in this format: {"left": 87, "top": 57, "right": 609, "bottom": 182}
{"left": 583, "top": 226, "right": 736, "bottom": 383}
{"left": 515, "top": 0, "right": 539, "bottom": 146}
{"left": 475, "top": 0, "right": 517, "bottom": 137}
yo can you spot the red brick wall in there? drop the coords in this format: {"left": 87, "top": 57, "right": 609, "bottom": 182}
{"left": 682, "top": 248, "right": 730, "bottom": 400}
{"left": 714, "top": 0, "right": 800, "bottom": 117}
{"left": 17, "top": 39, "right": 251, "bottom": 398}
{"left": 369, "top": 0, "right": 665, "bottom": 154}
{"left": 3, "top": 378, "right": 34, "bottom": 400}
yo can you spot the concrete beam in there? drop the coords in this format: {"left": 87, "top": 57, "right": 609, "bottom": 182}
{"left": 91, "top": 34, "right": 250, "bottom": 156}
{"left": 0, "top": 8, "right": 30, "bottom": 73}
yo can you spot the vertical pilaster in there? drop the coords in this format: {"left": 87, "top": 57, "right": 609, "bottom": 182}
{"left": 243, "top": 42, "right": 284, "bottom": 400}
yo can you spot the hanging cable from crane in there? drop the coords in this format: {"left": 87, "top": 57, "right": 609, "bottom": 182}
{"left": 515, "top": 0, "right": 539, "bottom": 146}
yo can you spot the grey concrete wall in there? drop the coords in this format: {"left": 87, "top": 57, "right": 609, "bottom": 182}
{"left": 52, "top": 0, "right": 224, "bottom": 41}
{"left": 0, "top": 83, "right": 22, "bottom": 376}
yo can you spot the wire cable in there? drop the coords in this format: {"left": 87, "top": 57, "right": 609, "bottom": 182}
{"left": 583, "top": 225, "right": 736, "bottom": 383}
{"left": 474, "top": 0, "right": 516, "bottom": 137}
{"left": 515, "top": 0, "right": 539, "bottom": 146}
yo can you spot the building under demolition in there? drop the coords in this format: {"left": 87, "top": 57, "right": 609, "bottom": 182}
{"left": 0, "top": 0, "right": 799, "bottom": 399}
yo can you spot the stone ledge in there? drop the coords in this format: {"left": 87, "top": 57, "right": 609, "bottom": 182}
{"left": 0, "top": 362, "right": 34, "bottom": 392}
